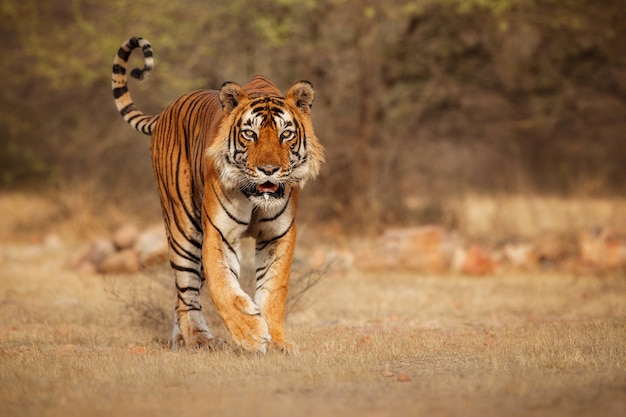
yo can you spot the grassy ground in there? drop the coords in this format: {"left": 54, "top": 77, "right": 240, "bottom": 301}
{"left": 1, "top": 239, "right": 625, "bottom": 417}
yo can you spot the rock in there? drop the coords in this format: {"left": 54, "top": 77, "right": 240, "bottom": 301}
{"left": 534, "top": 235, "right": 568, "bottom": 266}
{"left": 454, "top": 244, "right": 497, "bottom": 275}
{"left": 503, "top": 243, "right": 536, "bottom": 268}
{"left": 396, "top": 372, "right": 412, "bottom": 382}
{"left": 98, "top": 249, "right": 140, "bottom": 274}
{"left": 134, "top": 225, "right": 169, "bottom": 267}
{"left": 579, "top": 228, "right": 626, "bottom": 269}
{"left": 129, "top": 345, "right": 148, "bottom": 354}
{"left": 357, "top": 225, "right": 458, "bottom": 271}
{"left": 113, "top": 224, "right": 139, "bottom": 250}
{"left": 386, "top": 226, "right": 456, "bottom": 271}
{"left": 81, "top": 238, "right": 116, "bottom": 269}
{"left": 75, "top": 261, "right": 97, "bottom": 275}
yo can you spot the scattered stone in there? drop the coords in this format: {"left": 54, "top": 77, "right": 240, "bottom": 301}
{"left": 387, "top": 226, "right": 457, "bottom": 271}
{"left": 134, "top": 225, "right": 169, "bottom": 267}
{"left": 98, "top": 249, "right": 140, "bottom": 274}
{"left": 112, "top": 224, "right": 139, "bottom": 250}
{"left": 396, "top": 372, "right": 412, "bottom": 382}
{"left": 453, "top": 244, "right": 497, "bottom": 276}
{"left": 67, "top": 224, "right": 169, "bottom": 275}
{"left": 85, "top": 238, "right": 116, "bottom": 267}
{"left": 356, "top": 225, "right": 459, "bottom": 272}
{"left": 579, "top": 227, "right": 626, "bottom": 269}
{"left": 66, "top": 223, "right": 626, "bottom": 275}
{"left": 535, "top": 235, "right": 568, "bottom": 266}
{"left": 502, "top": 243, "right": 536, "bottom": 268}
{"left": 73, "top": 260, "right": 97, "bottom": 275}
{"left": 129, "top": 345, "right": 148, "bottom": 354}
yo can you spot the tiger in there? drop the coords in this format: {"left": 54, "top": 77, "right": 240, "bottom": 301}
{"left": 111, "top": 36, "right": 324, "bottom": 353}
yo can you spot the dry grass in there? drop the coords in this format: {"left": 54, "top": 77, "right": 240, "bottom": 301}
{"left": 0, "top": 188, "right": 162, "bottom": 244}
{"left": 455, "top": 194, "right": 626, "bottom": 238}
{"left": 1, "top": 192, "right": 625, "bottom": 416}
{"left": 1, "top": 243, "right": 625, "bottom": 417}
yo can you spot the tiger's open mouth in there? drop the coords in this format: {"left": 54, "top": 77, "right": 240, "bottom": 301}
{"left": 257, "top": 182, "right": 279, "bottom": 194}
{"left": 242, "top": 182, "right": 286, "bottom": 199}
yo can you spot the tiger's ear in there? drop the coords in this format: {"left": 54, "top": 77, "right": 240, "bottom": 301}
{"left": 219, "top": 82, "right": 247, "bottom": 115}
{"left": 286, "top": 80, "right": 315, "bottom": 116}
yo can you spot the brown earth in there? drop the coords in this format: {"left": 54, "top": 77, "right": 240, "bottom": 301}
{"left": 1, "top": 232, "right": 625, "bottom": 417}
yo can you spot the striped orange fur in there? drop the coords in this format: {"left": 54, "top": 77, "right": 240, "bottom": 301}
{"left": 112, "top": 37, "right": 324, "bottom": 353}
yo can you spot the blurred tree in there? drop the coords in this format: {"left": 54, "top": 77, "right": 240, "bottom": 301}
{"left": 1, "top": 0, "right": 624, "bottom": 231}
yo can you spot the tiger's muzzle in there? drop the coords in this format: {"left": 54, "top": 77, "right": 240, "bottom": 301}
{"left": 242, "top": 182, "right": 286, "bottom": 199}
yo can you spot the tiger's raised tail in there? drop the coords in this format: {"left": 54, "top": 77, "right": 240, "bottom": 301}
{"left": 111, "top": 37, "right": 159, "bottom": 135}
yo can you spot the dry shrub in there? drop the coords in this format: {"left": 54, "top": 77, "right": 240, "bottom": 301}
{"left": 287, "top": 261, "right": 331, "bottom": 316}
{"left": 102, "top": 256, "right": 330, "bottom": 344}
{"left": 102, "top": 269, "right": 172, "bottom": 339}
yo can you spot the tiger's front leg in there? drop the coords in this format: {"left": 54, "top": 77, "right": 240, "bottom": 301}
{"left": 254, "top": 219, "right": 298, "bottom": 354}
{"left": 202, "top": 199, "right": 270, "bottom": 353}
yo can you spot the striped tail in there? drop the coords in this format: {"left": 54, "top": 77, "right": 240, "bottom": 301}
{"left": 111, "top": 37, "right": 159, "bottom": 135}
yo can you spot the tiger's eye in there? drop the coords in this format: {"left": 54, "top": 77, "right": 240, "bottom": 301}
{"left": 241, "top": 129, "right": 257, "bottom": 141}
{"left": 280, "top": 130, "right": 295, "bottom": 141}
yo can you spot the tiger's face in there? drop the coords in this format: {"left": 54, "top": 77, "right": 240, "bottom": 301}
{"left": 209, "top": 81, "right": 324, "bottom": 207}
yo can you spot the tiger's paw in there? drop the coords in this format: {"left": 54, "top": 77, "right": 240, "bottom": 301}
{"left": 173, "top": 309, "right": 222, "bottom": 351}
{"left": 270, "top": 339, "right": 297, "bottom": 355}
{"left": 174, "top": 333, "right": 227, "bottom": 351}
{"left": 223, "top": 295, "right": 270, "bottom": 353}
{"left": 191, "top": 333, "right": 228, "bottom": 351}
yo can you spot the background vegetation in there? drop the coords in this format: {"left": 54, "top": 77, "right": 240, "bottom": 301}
{"left": 1, "top": 0, "right": 625, "bottom": 232}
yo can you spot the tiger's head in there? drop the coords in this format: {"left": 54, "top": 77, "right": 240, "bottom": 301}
{"left": 209, "top": 80, "right": 325, "bottom": 207}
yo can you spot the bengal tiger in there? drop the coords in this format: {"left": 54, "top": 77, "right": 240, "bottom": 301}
{"left": 111, "top": 37, "right": 324, "bottom": 353}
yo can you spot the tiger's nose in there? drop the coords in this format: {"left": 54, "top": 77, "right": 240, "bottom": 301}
{"left": 258, "top": 165, "right": 279, "bottom": 175}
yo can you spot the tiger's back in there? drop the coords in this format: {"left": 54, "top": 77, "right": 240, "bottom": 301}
{"left": 111, "top": 37, "right": 324, "bottom": 353}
